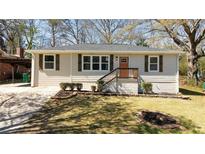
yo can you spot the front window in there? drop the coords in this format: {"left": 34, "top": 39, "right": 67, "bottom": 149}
{"left": 92, "top": 56, "right": 100, "bottom": 70}
{"left": 101, "top": 56, "right": 109, "bottom": 70}
{"left": 83, "top": 56, "right": 91, "bottom": 70}
{"left": 149, "top": 56, "right": 159, "bottom": 72}
{"left": 82, "top": 55, "right": 109, "bottom": 71}
{"left": 44, "top": 55, "right": 55, "bottom": 70}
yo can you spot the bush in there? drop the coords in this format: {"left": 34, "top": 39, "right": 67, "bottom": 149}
{"left": 76, "top": 83, "right": 83, "bottom": 91}
{"left": 59, "top": 82, "right": 83, "bottom": 91}
{"left": 59, "top": 82, "right": 68, "bottom": 91}
{"left": 142, "top": 82, "right": 153, "bottom": 94}
{"left": 97, "top": 80, "right": 104, "bottom": 92}
{"left": 91, "top": 85, "right": 96, "bottom": 92}
{"left": 67, "top": 83, "right": 75, "bottom": 91}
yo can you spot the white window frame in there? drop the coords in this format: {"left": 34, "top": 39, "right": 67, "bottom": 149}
{"left": 82, "top": 55, "right": 91, "bottom": 71}
{"left": 92, "top": 56, "right": 100, "bottom": 70}
{"left": 43, "top": 54, "right": 56, "bottom": 71}
{"left": 101, "top": 56, "right": 110, "bottom": 71}
{"left": 82, "top": 55, "right": 110, "bottom": 72}
{"left": 148, "top": 56, "right": 159, "bottom": 72}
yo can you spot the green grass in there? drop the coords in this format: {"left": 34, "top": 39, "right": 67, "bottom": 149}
{"left": 2, "top": 86, "right": 205, "bottom": 134}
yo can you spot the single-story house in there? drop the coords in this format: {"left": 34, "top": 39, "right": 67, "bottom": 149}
{"left": 27, "top": 44, "right": 181, "bottom": 94}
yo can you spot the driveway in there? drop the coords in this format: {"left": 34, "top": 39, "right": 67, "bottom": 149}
{"left": 0, "top": 83, "right": 59, "bottom": 133}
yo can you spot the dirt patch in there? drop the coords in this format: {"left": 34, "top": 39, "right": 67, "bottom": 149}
{"left": 138, "top": 110, "right": 184, "bottom": 130}
{"left": 51, "top": 90, "right": 78, "bottom": 99}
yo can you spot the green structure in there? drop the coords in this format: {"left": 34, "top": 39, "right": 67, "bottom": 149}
{"left": 22, "top": 73, "right": 30, "bottom": 83}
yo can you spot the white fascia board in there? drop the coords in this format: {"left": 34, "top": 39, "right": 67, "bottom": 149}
{"left": 26, "top": 49, "right": 182, "bottom": 54}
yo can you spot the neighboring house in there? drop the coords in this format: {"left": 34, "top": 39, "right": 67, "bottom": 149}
{"left": 27, "top": 44, "right": 181, "bottom": 94}
{"left": 0, "top": 48, "right": 31, "bottom": 82}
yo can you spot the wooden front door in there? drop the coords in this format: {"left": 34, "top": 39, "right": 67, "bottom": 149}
{"left": 119, "top": 57, "right": 129, "bottom": 78}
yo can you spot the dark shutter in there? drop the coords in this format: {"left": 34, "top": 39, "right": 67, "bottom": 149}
{"left": 56, "top": 54, "right": 60, "bottom": 71}
{"left": 145, "top": 55, "right": 148, "bottom": 72}
{"left": 78, "top": 54, "right": 82, "bottom": 72}
{"left": 159, "top": 55, "right": 163, "bottom": 72}
{"left": 39, "top": 54, "right": 43, "bottom": 70}
{"left": 110, "top": 54, "right": 114, "bottom": 71}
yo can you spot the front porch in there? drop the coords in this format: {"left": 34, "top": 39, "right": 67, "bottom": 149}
{"left": 98, "top": 68, "right": 139, "bottom": 94}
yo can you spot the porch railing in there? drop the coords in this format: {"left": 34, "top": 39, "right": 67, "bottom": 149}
{"left": 98, "top": 68, "right": 139, "bottom": 87}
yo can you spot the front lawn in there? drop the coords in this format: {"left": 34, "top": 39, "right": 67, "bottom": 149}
{"left": 1, "top": 86, "right": 205, "bottom": 134}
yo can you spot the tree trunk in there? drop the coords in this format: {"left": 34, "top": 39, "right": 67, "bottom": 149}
{"left": 51, "top": 25, "right": 56, "bottom": 47}
{"left": 187, "top": 52, "right": 199, "bottom": 85}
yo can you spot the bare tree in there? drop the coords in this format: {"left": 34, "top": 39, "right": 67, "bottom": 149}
{"left": 0, "top": 20, "right": 21, "bottom": 53}
{"left": 20, "top": 19, "right": 38, "bottom": 49}
{"left": 47, "top": 19, "right": 61, "bottom": 47}
{"left": 89, "top": 19, "right": 125, "bottom": 44}
{"left": 149, "top": 19, "right": 205, "bottom": 85}
{"left": 60, "top": 19, "right": 88, "bottom": 44}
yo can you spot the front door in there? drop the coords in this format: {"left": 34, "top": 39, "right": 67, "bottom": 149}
{"left": 119, "top": 57, "right": 129, "bottom": 78}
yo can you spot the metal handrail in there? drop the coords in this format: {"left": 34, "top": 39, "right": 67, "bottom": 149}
{"left": 98, "top": 67, "right": 139, "bottom": 88}
{"left": 98, "top": 68, "right": 118, "bottom": 80}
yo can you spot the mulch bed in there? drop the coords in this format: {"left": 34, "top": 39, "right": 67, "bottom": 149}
{"left": 137, "top": 110, "right": 184, "bottom": 130}
{"left": 51, "top": 90, "right": 190, "bottom": 100}
{"left": 51, "top": 91, "right": 77, "bottom": 99}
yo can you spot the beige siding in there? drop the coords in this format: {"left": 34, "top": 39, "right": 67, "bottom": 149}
{"left": 71, "top": 53, "right": 110, "bottom": 83}
{"left": 104, "top": 78, "right": 138, "bottom": 94}
{"left": 37, "top": 54, "right": 71, "bottom": 86}
{"left": 32, "top": 52, "right": 179, "bottom": 94}
{"left": 114, "top": 54, "right": 178, "bottom": 94}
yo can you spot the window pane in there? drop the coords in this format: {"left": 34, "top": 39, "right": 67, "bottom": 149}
{"left": 83, "top": 56, "right": 90, "bottom": 62}
{"left": 102, "top": 56, "right": 108, "bottom": 63}
{"left": 150, "top": 57, "right": 158, "bottom": 63}
{"left": 102, "top": 64, "right": 108, "bottom": 70}
{"left": 93, "top": 56, "right": 99, "bottom": 63}
{"left": 83, "top": 64, "right": 90, "bottom": 70}
{"left": 93, "top": 64, "right": 99, "bottom": 70}
{"left": 45, "top": 62, "right": 54, "bottom": 69}
{"left": 45, "top": 55, "right": 54, "bottom": 61}
{"left": 150, "top": 64, "right": 158, "bottom": 71}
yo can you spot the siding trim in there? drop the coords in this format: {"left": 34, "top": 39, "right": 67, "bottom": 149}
{"left": 31, "top": 53, "right": 35, "bottom": 87}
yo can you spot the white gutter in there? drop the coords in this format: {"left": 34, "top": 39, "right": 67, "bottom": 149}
{"left": 26, "top": 49, "right": 182, "bottom": 54}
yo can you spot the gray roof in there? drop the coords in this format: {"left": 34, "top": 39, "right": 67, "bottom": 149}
{"left": 27, "top": 44, "right": 182, "bottom": 54}
{"left": 36, "top": 44, "right": 172, "bottom": 51}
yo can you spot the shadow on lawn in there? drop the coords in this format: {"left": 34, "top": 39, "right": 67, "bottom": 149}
{"left": 0, "top": 95, "right": 200, "bottom": 134}
{"left": 179, "top": 88, "right": 205, "bottom": 96}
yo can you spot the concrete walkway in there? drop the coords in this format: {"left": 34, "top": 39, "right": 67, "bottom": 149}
{"left": 0, "top": 83, "right": 59, "bottom": 133}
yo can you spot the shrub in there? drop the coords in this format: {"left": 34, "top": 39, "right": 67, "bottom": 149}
{"left": 97, "top": 80, "right": 104, "bottom": 92}
{"left": 91, "top": 85, "right": 96, "bottom": 92}
{"left": 142, "top": 82, "right": 153, "bottom": 94}
{"left": 59, "top": 82, "right": 68, "bottom": 91}
{"left": 76, "top": 83, "right": 83, "bottom": 91}
{"left": 67, "top": 83, "right": 75, "bottom": 91}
